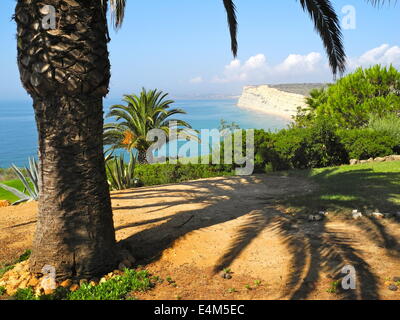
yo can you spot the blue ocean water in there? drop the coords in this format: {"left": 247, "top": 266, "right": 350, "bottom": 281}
{"left": 0, "top": 99, "right": 289, "bottom": 168}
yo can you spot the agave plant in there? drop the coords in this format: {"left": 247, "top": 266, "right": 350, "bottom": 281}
{"left": 106, "top": 151, "right": 142, "bottom": 191}
{"left": 0, "top": 158, "right": 39, "bottom": 205}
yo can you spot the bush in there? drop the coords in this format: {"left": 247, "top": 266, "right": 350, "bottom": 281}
{"left": 251, "top": 119, "right": 348, "bottom": 171}
{"left": 297, "top": 65, "right": 400, "bottom": 129}
{"left": 133, "top": 163, "right": 234, "bottom": 186}
{"left": 337, "top": 129, "right": 399, "bottom": 160}
{"left": 368, "top": 114, "right": 400, "bottom": 144}
{"left": 272, "top": 119, "right": 349, "bottom": 169}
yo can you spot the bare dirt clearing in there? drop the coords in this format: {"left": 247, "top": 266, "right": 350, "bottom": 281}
{"left": 1, "top": 175, "right": 399, "bottom": 299}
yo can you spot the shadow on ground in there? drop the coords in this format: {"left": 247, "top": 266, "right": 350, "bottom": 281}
{"left": 113, "top": 168, "right": 400, "bottom": 300}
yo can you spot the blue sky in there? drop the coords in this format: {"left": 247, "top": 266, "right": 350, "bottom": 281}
{"left": 0, "top": 0, "right": 399, "bottom": 100}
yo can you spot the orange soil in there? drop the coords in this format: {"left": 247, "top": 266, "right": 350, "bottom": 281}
{"left": 1, "top": 175, "right": 400, "bottom": 300}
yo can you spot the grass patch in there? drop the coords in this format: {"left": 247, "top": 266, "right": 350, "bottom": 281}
{"left": 11, "top": 268, "right": 154, "bottom": 300}
{"left": 282, "top": 161, "right": 400, "bottom": 215}
{"left": 69, "top": 269, "right": 152, "bottom": 300}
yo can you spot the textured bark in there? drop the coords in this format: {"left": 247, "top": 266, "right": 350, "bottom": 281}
{"left": 137, "top": 150, "right": 148, "bottom": 165}
{"left": 15, "top": 0, "right": 118, "bottom": 278}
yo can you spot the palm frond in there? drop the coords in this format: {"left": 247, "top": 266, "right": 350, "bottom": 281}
{"left": 223, "top": 0, "right": 238, "bottom": 57}
{"left": 109, "top": 0, "right": 126, "bottom": 29}
{"left": 299, "top": 0, "right": 346, "bottom": 77}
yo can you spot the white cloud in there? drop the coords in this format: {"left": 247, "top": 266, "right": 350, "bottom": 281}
{"left": 211, "top": 52, "right": 326, "bottom": 84}
{"left": 207, "top": 44, "right": 400, "bottom": 85}
{"left": 276, "top": 52, "right": 322, "bottom": 73}
{"left": 348, "top": 44, "right": 400, "bottom": 69}
{"left": 243, "top": 54, "right": 267, "bottom": 69}
{"left": 189, "top": 76, "right": 204, "bottom": 84}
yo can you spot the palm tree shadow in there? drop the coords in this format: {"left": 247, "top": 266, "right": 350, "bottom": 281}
{"left": 116, "top": 167, "right": 399, "bottom": 300}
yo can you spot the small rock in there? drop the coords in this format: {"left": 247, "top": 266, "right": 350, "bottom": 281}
{"left": 69, "top": 284, "right": 79, "bottom": 292}
{"left": 60, "top": 279, "right": 72, "bottom": 288}
{"left": 28, "top": 277, "right": 40, "bottom": 287}
{"left": 349, "top": 159, "right": 359, "bottom": 165}
{"left": 384, "top": 280, "right": 393, "bottom": 286}
{"left": 0, "top": 200, "right": 11, "bottom": 207}
{"left": 79, "top": 279, "right": 88, "bottom": 286}
{"left": 220, "top": 272, "right": 226, "bottom": 279}
{"left": 89, "top": 280, "right": 98, "bottom": 287}
{"left": 388, "top": 284, "right": 398, "bottom": 291}
{"left": 314, "top": 214, "right": 323, "bottom": 221}
{"left": 393, "top": 276, "right": 400, "bottom": 282}
{"left": 371, "top": 212, "right": 384, "bottom": 219}
{"left": 225, "top": 274, "right": 232, "bottom": 279}
{"left": 44, "top": 288, "right": 54, "bottom": 295}
{"left": 352, "top": 212, "right": 363, "bottom": 219}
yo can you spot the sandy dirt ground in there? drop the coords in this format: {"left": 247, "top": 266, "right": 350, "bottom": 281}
{"left": 1, "top": 175, "right": 400, "bottom": 300}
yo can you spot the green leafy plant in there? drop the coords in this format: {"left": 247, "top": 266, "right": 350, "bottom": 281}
{"left": 368, "top": 114, "right": 400, "bottom": 144}
{"left": 106, "top": 152, "right": 142, "bottom": 191}
{"left": 0, "top": 158, "right": 39, "bottom": 205}
{"left": 326, "top": 280, "right": 340, "bottom": 294}
{"left": 68, "top": 269, "right": 152, "bottom": 300}
{"left": 338, "top": 129, "right": 399, "bottom": 160}
{"left": 14, "top": 288, "right": 37, "bottom": 300}
{"left": 307, "top": 65, "right": 400, "bottom": 128}
{"left": 0, "top": 286, "right": 6, "bottom": 296}
{"left": 254, "top": 280, "right": 262, "bottom": 287}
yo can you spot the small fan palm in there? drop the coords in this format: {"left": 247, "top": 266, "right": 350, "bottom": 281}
{"left": 104, "top": 88, "right": 195, "bottom": 163}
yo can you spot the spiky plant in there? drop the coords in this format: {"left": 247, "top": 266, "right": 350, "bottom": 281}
{"left": 0, "top": 158, "right": 39, "bottom": 205}
{"left": 106, "top": 151, "right": 141, "bottom": 191}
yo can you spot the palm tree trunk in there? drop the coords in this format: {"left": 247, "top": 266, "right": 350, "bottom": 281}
{"left": 138, "top": 150, "right": 148, "bottom": 164}
{"left": 15, "top": 0, "right": 118, "bottom": 278}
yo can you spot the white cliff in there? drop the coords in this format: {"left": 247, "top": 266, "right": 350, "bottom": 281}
{"left": 237, "top": 85, "right": 308, "bottom": 119}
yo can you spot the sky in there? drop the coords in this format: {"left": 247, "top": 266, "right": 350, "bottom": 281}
{"left": 0, "top": 0, "right": 399, "bottom": 100}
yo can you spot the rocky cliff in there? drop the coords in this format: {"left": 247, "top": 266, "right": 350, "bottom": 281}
{"left": 237, "top": 84, "right": 326, "bottom": 119}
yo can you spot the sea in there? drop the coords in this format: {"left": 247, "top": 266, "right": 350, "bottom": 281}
{"left": 0, "top": 99, "right": 290, "bottom": 168}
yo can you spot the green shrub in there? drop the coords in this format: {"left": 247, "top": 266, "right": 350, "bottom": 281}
{"left": 68, "top": 269, "right": 152, "bottom": 300}
{"left": 338, "top": 129, "right": 399, "bottom": 160}
{"left": 14, "top": 288, "right": 37, "bottom": 300}
{"left": 134, "top": 163, "right": 234, "bottom": 186}
{"left": 297, "top": 65, "right": 400, "bottom": 129}
{"left": 0, "top": 286, "right": 5, "bottom": 296}
{"left": 368, "top": 114, "right": 400, "bottom": 143}
{"left": 274, "top": 120, "right": 348, "bottom": 169}
{"left": 254, "top": 119, "right": 348, "bottom": 171}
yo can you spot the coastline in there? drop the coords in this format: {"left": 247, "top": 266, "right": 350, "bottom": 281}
{"left": 235, "top": 101, "right": 295, "bottom": 121}
{"left": 236, "top": 85, "right": 308, "bottom": 121}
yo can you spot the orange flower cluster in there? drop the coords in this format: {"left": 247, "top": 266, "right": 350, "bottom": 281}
{"left": 122, "top": 130, "right": 134, "bottom": 146}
